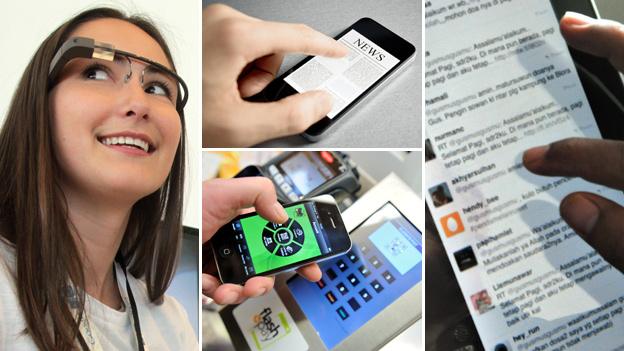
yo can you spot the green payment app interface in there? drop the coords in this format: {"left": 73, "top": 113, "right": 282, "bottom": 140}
{"left": 234, "top": 203, "right": 330, "bottom": 276}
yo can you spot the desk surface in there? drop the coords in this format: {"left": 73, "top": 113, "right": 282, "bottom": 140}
{"left": 203, "top": 0, "right": 421, "bottom": 148}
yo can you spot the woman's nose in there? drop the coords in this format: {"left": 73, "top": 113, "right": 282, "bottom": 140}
{"left": 119, "top": 75, "right": 150, "bottom": 119}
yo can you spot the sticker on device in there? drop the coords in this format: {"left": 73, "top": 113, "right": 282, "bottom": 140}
{"left": 233, "top": 289, "right": 308, "bottom": 351}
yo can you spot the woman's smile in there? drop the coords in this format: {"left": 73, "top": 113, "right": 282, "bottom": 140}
{"left": 98, "top": 131, "right": 156, "bottom": 155}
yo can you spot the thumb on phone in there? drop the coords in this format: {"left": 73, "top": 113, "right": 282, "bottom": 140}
{"left": 245, "top": 90, "right": 334, "bottom": 141}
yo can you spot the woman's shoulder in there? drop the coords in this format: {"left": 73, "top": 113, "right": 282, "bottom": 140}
{"left": 0, "top": 236, "right": 32, "bottom": 349}
{"left": 118, "top": 264, "right": 193, "bottom": 324}
{"left": 127, "top": 274, "right": 190, "bottom": 319}
{"left": 121, "top": 269, "right": 197, "bottom": 346}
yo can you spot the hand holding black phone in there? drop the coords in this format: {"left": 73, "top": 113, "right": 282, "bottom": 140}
{"left": 252, "top": 18, "right": 416, "bottom": 141}
{"left": 206, "top": 195, "right": 351, "bottom": 285}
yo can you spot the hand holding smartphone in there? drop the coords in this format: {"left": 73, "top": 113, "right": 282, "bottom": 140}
{"left": 253, "top": 18, "right": 415, "bottom": 140}
{"left": 208, "top": 195, "right": 351, "bottom": 285}
{"left": 425, "top": 0, "right": 624, "bottom": 348}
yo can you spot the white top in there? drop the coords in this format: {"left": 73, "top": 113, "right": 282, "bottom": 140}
{"left": 0, "top": 239, "right": 197, "bottom": 350}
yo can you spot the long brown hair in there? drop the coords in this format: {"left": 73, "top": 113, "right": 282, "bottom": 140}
{"left": 0, "top": 8, "right": 186, "bottom": 350}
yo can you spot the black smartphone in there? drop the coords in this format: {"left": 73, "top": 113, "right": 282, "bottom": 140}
{"left": 235, "top": 151, "right": 360, "bottom": 203}
{"left": 209, "top": 195, "right": 351, "bottom": 285}
{"left": 253, "top": 18, "right": 416, "bottom": 141}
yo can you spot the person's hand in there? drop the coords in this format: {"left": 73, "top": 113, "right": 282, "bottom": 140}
{"left": 523, "top": 139, "right": 624, "bottom": 272}
{"left": 202, "top": 177, "right": 322, "bottom": 305}
{"left": 202, "top": 4, "right": 348, "bottom": 147}
{"left": 523, "top": 12, "right": 624, "bottom": 273}
{"left": 559, "top": 11, "right": 624, "bottom": 72}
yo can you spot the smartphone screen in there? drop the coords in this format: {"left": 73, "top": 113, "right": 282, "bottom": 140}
{"left": 425, "top": 0, "right": 624, "bottom": 349}
{"left": 284, "top": 29, "right": 400, "bottom": 119}
{"left": 212, "top": 197, "right": 350, "bottom": 284}
{"left": 273, "top": 151, "right": 342, "bottom": 198}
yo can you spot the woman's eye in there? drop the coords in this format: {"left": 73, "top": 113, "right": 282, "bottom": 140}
{"left": 145, "top": 83, "right": 171, "bottom": 98}
{"left": 84, "top": 67, "right": 109, "bottom": 81}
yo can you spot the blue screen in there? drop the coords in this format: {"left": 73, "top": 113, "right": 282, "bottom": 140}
{"left": 369, "top": 222, "right": 421, "bottom": 275}
{"left": 287, "top": 203, "right": 422, "bottom": 349}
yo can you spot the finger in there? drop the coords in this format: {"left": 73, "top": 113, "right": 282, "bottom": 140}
{"left": 212, "top": 283, "right": 245, "bottom": 305}
{"left": 522, "top": 138, "right": 624, "bottom": 189}
{"left": 560, "top": 12, "right": 624, "bottom": 72}
{"left": 202, "top": 177, "right": 288, "bottom": 242}
{"left": 242, "top": 276, "right": 275, "bottom": 298}
{"left": 203, "top": 3, "right": 245, "bottom": 21}
{"left": 239, "top": 207, "right": 256, "bottom": 215}
{"left": 245, "top": 21, "right": 348, "bottom": 62}
{"left": 237, "top": 90, "right": 333, "bottom": 145}
{"left": 238, "top": 54, "right": 285, "bottom": 97}
{"left": 560, "top": 192, "right": 624, "bottom": 272}
{"left": 296, "top": 263, "right": 322, "bottom": 282}
{"left": 202, "top": 274, "right": 221, "bottom": 297}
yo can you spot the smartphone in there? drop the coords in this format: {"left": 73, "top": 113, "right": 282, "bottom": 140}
{"left": 425, "top": 0, "right": 624, "bottom": 349}
{"left": 209, "top": 195, "right": 351, "bottom": 285}
{"left": 234, "top": 151, "right": 360, "bottom": 203}
{"left": 252, "top": 18, "right": 416, "bottom": 141}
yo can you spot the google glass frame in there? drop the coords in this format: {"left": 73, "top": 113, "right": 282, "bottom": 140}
{"left": 48, "top": 37, "right": 189, "bottom": 111}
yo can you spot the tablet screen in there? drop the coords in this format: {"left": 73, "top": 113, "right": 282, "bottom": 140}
{"left": 425, "top": 0, "right": 624, "bottom": 349}
{"left": 287, "top": 202, "right": 422, "bottom": 349}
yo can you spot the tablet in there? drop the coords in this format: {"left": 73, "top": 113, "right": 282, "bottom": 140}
{"left": 287, "top": 202, "right": 422, "bottom": 350}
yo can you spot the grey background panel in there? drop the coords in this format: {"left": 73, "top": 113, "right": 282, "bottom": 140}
{"left": 203, "top": 0, "right": 422, "bottom": 148}
{"left": 596, "top": 0, "right": 624, "bottom": 22}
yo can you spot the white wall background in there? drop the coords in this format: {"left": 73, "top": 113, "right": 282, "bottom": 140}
{"left": 0, "top": 0, "right": 202, "bottom": 229}
{"left": 0, "top": 0, "right": 202, "bottom": 339}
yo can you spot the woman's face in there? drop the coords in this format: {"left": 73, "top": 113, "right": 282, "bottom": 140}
{"left": 49, "top": 18, "right": 182, "bottom": 203}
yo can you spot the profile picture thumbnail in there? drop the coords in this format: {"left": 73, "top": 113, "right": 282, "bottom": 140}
{"left": 471, "top": 289, "right": 494, "bottom": 315}
{"left": 429, "top": 182, "right": 453, "bottom": 208}
{"left": 453, "top": 246, "right": 477, "bottom": 271}
{"left": 439, "top": 211, "right": 464, "bottom": 238}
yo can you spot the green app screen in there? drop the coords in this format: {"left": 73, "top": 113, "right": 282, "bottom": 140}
{"left": 240, "top": 204, "right": 322, "bottom": 274}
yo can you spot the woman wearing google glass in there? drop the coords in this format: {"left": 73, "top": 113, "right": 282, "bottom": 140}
{"left": 0, "top": 7, "right": 196, "bottom": 350}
